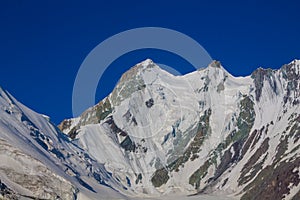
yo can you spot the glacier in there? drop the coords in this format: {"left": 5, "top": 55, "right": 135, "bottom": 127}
{"left": 0, "top": 59, "right": 299, "bottom": 200}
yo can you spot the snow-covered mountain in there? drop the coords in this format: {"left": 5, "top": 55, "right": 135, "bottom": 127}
{"left": 0, "top": 87, "right": 128, "bottom": 200}
{"left": 0, "top": 59, "right": 299, "bottom": 200}
{"left": 58, "top": 59, "right": 300, "bottom": 200}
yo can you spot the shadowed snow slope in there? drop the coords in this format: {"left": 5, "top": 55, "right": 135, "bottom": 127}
{"left": 0, "top": 87, "right": 126, "bottom": 200}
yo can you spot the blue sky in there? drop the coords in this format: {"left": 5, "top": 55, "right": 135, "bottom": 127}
{"left": 0, "top": 0, "right": 299, "bottom": 124}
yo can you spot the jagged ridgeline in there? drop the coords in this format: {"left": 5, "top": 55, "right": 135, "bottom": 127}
{"left": 0, "top": 59, "right": 299, "bottom": 200}
{"left": 57, "top": 59, "right": 300, "bottom": 199}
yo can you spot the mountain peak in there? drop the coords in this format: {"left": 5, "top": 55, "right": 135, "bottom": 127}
{"left": 282, "top": 59, "right": 300, "bottom": 75}
{"left": 118, "top": 59, "right": 157, "bottom": 83}
{"left": 208, "top": 60, "right": 222, "bottom": 68}
{"left": 140, "top": 58, "right": 154, "bottom": 66}
{"left": 131, "top": 58, "right": 156, "bottom": 70}
{"left": 59, "top": 58, "right": 300, "bottom": 199}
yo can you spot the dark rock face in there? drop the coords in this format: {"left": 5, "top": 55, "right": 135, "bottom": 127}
{"left": 281, "top": 61, "right": 300, "bottom": 105}
{"left": 135, "top": 173, "right": 142, "bottom": 185}
{"left": 251, "top": 68, "right": 266, "bottom": 101}
{"left": 170, "top": 109, "right": 211, "bottom": 172}
{"left": 151, "top": 168, "right": 169, "bottom": 188}
{"left": 151, "top": 109, "right": 212, "bottom": 188}
{"left": 104, "top": 116, "right": 136, "bottom": 152}
{"left": 58, "top": 98, "right": 113, "bottom": 139}
{"left": 241, "top": 113, "right": 300, "bottom": 200}
{"left": 241, "top": 157, "right": 300, "bottom": 200}
{"left": 189, "top": 159, "right": 211, "bottom": 189}
{"left": 217, "top": 82, "right": 225, "bottom": 93}
{"left": 241, "top": 129, "right": 258, "bottom": 157}
{"left": 251, "top": 68, "right": 277, "bottom": 101}
{"left": 58, "top": 119, "right": 73, "bottom": 133}
{"left": 120, "top": 136, "right": 136, "bottom": 152}
{"left": 67, "top": 126, "right": 78, "bottom": 140}
{"left": 210, "top": 60, "right": 221, "bottom": 68}
{"left": 226, "top": 96, "right": 255, "bottom": 146}
{"left": 214, "top": 141, "right": 242, "bottom": 180}
{"left": 145, "top": 98, "right": 154, "bottom": 108}
{"left": 104, "top": 116, "right": 149, "bottom": 154}
{"left": 0, "top": 180, "right": 17, "bottom": 200}
{"left": 123, "top": 110, "right": 138, "bottom": 126}
{"left": 189, "top": 96, "right": 255, "bottom": 190}
{"left": 238, "top": 137, "right": 269, "bottom": 186}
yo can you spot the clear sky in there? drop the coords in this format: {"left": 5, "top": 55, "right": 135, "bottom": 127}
{"left": 0, "top": 0, "right": 299, "bottom": 124}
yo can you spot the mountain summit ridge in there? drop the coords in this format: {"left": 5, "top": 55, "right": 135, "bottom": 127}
{"left": 0, "top": 59, "right": 299, "bottom": 200}
{"left": 58, "top": 59, "right": 300, "bottom": 199}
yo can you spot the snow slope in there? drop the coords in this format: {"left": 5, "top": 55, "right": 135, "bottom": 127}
{"left": 0, "top": 87, "right": 126, "bottom": 200}
{"left": 60, "top": 59, "right": 300, "bottom": 199}
{"left": 0, "top": 58, "right": 299, "bottom": 200}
